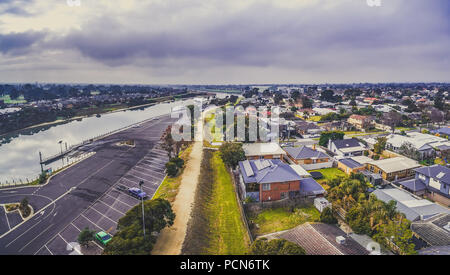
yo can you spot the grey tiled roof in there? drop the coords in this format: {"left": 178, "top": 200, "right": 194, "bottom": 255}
{"left": 332, "top": 138, "right": 362, "bottom": 149}
{"left": 339, "top": 158, "right": 364, "bottom": 169}
{"left": 398, "top": 179, "right": 427, "bottom": 192}
{"left": 412, "top": 214, "right": 450, "bottom": 246}
{"left": 415, "top": 165, "right": 450, "bottom": 185}
{"left": 239, "top": 159, "right": 301, "bottom": 184}
{"left": 284, "top": 146, "right": 330, "bottom": 160}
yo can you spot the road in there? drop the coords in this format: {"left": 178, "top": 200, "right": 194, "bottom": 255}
{"left": 0, "top": 115, "right": 175, "bottom": 255}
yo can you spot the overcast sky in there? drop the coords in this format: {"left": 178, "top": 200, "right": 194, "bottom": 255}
{"left": 0, "top": 0, "right": 449, "bottom": 84}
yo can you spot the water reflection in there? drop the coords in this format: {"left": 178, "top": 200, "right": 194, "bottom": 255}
{"left": 0, "top": 99, "right": 195, "bottom": 183}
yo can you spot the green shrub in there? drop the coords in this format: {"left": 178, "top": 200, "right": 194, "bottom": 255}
{"left": 319, "top": 207, "right": 337, "bottom": 224}
{"left": 170, "top": 157, "right": 184, "bottom": 168}
{"left": 250, "top": 238, "right": 306, "bottom": 255}
{"left": 165, "top": 161, "right": 179, "bottom": 177}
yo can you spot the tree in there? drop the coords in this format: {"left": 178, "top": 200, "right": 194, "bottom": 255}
{"left": 78, "top": 227, "right": 95, "bottom": 248}
{"left": 430, "top": 108, "right": 444, "bottom": 125}
{"left": 373, "top": 137, "right": 387, "bottom": 154}
{"left": 103, "top": 198, "right": 175, "bottom": 255}
{"left": 320, "top": 90, "right": 338, "bottom": 102}
{"left": 19, "top": 197, "right": 31, "bottom": 218}
{"left": 219, "top": 142, "right": 246, "bottom": 169}
{"left": 165, "top": 161, "right": 179, "bottom": 177}
{"left": 398, "top": 142, "right": 420, "bottom": 160}
{"left": 170, "top": 157, "right": 184, "bottom": 168}
{"left": 434, "top": 95, "right": 445, "bottom": 111}
{"left": 161, "top": 126, "right": 175, "bottom": 158}
{"left": 319, "top": 131, "right": 345, "bottom": 147}
{"left": 300, "top": 96, "right": 313, "bottom": 109}
{"left": 383, "top": 111, "right": 402, "bottom": 133}
{"left": 250, "top": 238, "right": 306, "bottom": 255}
{"left": 320, "top": 207, "right": 337, "bottom": 224}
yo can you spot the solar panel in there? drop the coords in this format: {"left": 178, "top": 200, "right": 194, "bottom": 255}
{"left": 243, "top": 160, "right": 254, "bottom": 177}
{"left": 437, "top": 172, "right": 445, "bottom": 179}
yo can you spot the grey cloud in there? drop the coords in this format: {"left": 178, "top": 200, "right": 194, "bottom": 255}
{"left": 0, "top": 31, "right": 47, "bottom": 55}
{"left": 1, "top": 0, "right": 449, "bottom": 83}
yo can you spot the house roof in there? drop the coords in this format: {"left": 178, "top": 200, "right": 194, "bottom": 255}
{"left": 373, "top": 188, "right": 450, "bottom": 221}
{"left": 398, "top": 179, "right": 427, "bottom": 192}
{"left": 299, "top": 177, "right": 326, "bottom": 195}
{"left": 242, "top": 143, "right": 286, "bottom": 157}
{"left": 332, "top": 138, "right": 365, "bottom": 150}
{"left": 263, "top": 223, "right": 369, "bottom": 255}
{"left": 284, "top": 146, "right": 330, "bottom": 160}
{"left": 433, "top": 127, "right": 450, "bottom": 136}
{"left": 367, "top": 157, "right": 421, "bottom": 173}
{"left": 415, "top": 165, "right": 450, "bottom": 185}
{"left": 239, "top": 159, "right": 301, "bottom": 184}
{"left": 349, "top": 114, "right": 370, "bottom": 121}
{"left": 419, "top": 246, "right": 450, "bottom": 255}
{"left": 339, "top": 158, "right": 364, "bottom": 169}
{"left": 386, "top": 132, "right": 447, "bottom": 151}
{"left": 411, "top": 214, "right": 450, "bottom": 246}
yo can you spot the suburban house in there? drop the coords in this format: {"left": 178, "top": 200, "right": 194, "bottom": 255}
{"left": 238, "top": 159, "right": 324, "bottom": 202}
{"left": 411, "top": 214, "right": 450, "bottom": 248}
{"left": 284, "top": 145, "right": 333, "bottom": 170}
{"left": 260, "top": 223, "right": 370, "bottom": 255}
{"left": 242, "top": 143, "right": 287, "bottom": 161}
{"left": 347, "top": 114, "right": 373, "bottom": 130}
{"left": 432, "top": 127, "right": 450, "bottom": 137}
{"left": 294, "top": 120, "right": 323, "bottom": 136}
{"left": 337, "top": 156, "right": 372, "bottom": 175}
{"left": 398, "top": 165, "right": 450, "bottom": 206}
{"left": 328, "top": 138, "right": 368, "bottom": 157}
{"left": 365, "top": 157, "right": 421, "bottom": 182}
{"left": 321, "top": 121, "right": 353, "bottom": 132}
{"left": 385, "top": 132, "right": 450, "bottom": 160}
{"left": 373, "top": 188, "right": 450, "bottom": 221}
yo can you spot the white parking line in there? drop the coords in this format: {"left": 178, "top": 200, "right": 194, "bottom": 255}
{"left": 88, "top": 207, "right": 118, "bottom": 225}
{"left": 70, "top": 222, "right": 82, "bottom": 232}
{"left": 19, "top": 224, "right": 53, "bottom": 252}
{"left": 2, "top": 206, "right": 11, "bottom": 230}
{"left": 80, "top": 214, "right": 110, "bottom": 234}
{"left": 132, "top": 168, "right": 164, "bottom": 179}
{"left": 103, "top": 193, "right": 133, "bottom": 208}
{"left": 97, "top": 200, "right": 126, "bottom": 216}
{"left": 58, "top": 233, "right": 82, "bottom": 255}
{"left": 44, "top": 245, "right": 54, "bottom": 255}
{"left": 130, "top": 170, "right": 163, "bottom": 182}
{"left": 135, "top": 166, "right": 165, "bottom": 176}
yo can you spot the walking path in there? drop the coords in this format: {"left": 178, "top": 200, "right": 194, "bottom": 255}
{"left": 152, "top": 121, "right": 203, "bottom": 255}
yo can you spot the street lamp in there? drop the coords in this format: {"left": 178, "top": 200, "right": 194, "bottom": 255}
{"left": 139, "top": 180, "right": 146, "bottom": 238}
{"left": 58, "top": 140, "right": 63, "bottom": 154}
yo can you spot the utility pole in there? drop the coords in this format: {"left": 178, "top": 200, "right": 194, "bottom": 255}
{"left": 139, "top": 180, "right": 146, "bottom": 238}
{"left": 39, "top": 151, "right": 44, "bottom": 173}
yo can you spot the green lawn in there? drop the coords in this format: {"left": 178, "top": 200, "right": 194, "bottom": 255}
{"left": 308, "top": 168, "right": 347, "bottom": 187}
{"left": 0, "top": 95, "right": 27, "bottom": 104}
{"left": 205, "top": 152, "right": 250, "bottom": 255}
{"left": 152, "top": 145, "right": 193, "bottom": 202}
{"left": 249, "top": 206, "right": 320, "bottom": 236}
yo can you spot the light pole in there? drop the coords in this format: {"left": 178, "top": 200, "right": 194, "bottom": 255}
{"left": 139, "top": 180, "right": 146, "bottom": 238}
{"left": 58, "top": 140, "right": 63, "bottom": 154}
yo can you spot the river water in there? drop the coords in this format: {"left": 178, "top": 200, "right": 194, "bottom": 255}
{"left": 0, "top": 98, "right": 200, "bottom": 183}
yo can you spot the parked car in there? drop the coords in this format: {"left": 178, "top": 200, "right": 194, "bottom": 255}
{"left": 95, "top": 231, "right": 112, "bottom": 246}
{"left": 128, "top": 187, "right": 147, "bottom": 199}
{"left": 116, "top": 185, "right": 128, "bottom": 192}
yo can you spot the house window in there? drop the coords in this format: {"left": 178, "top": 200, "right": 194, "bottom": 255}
{"left": 262, "top": 183, "right": 271, "bottom": 191}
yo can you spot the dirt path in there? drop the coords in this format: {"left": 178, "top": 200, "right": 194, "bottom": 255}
{"left": 152, "top": 123, "right": 203, "bottom": 255}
